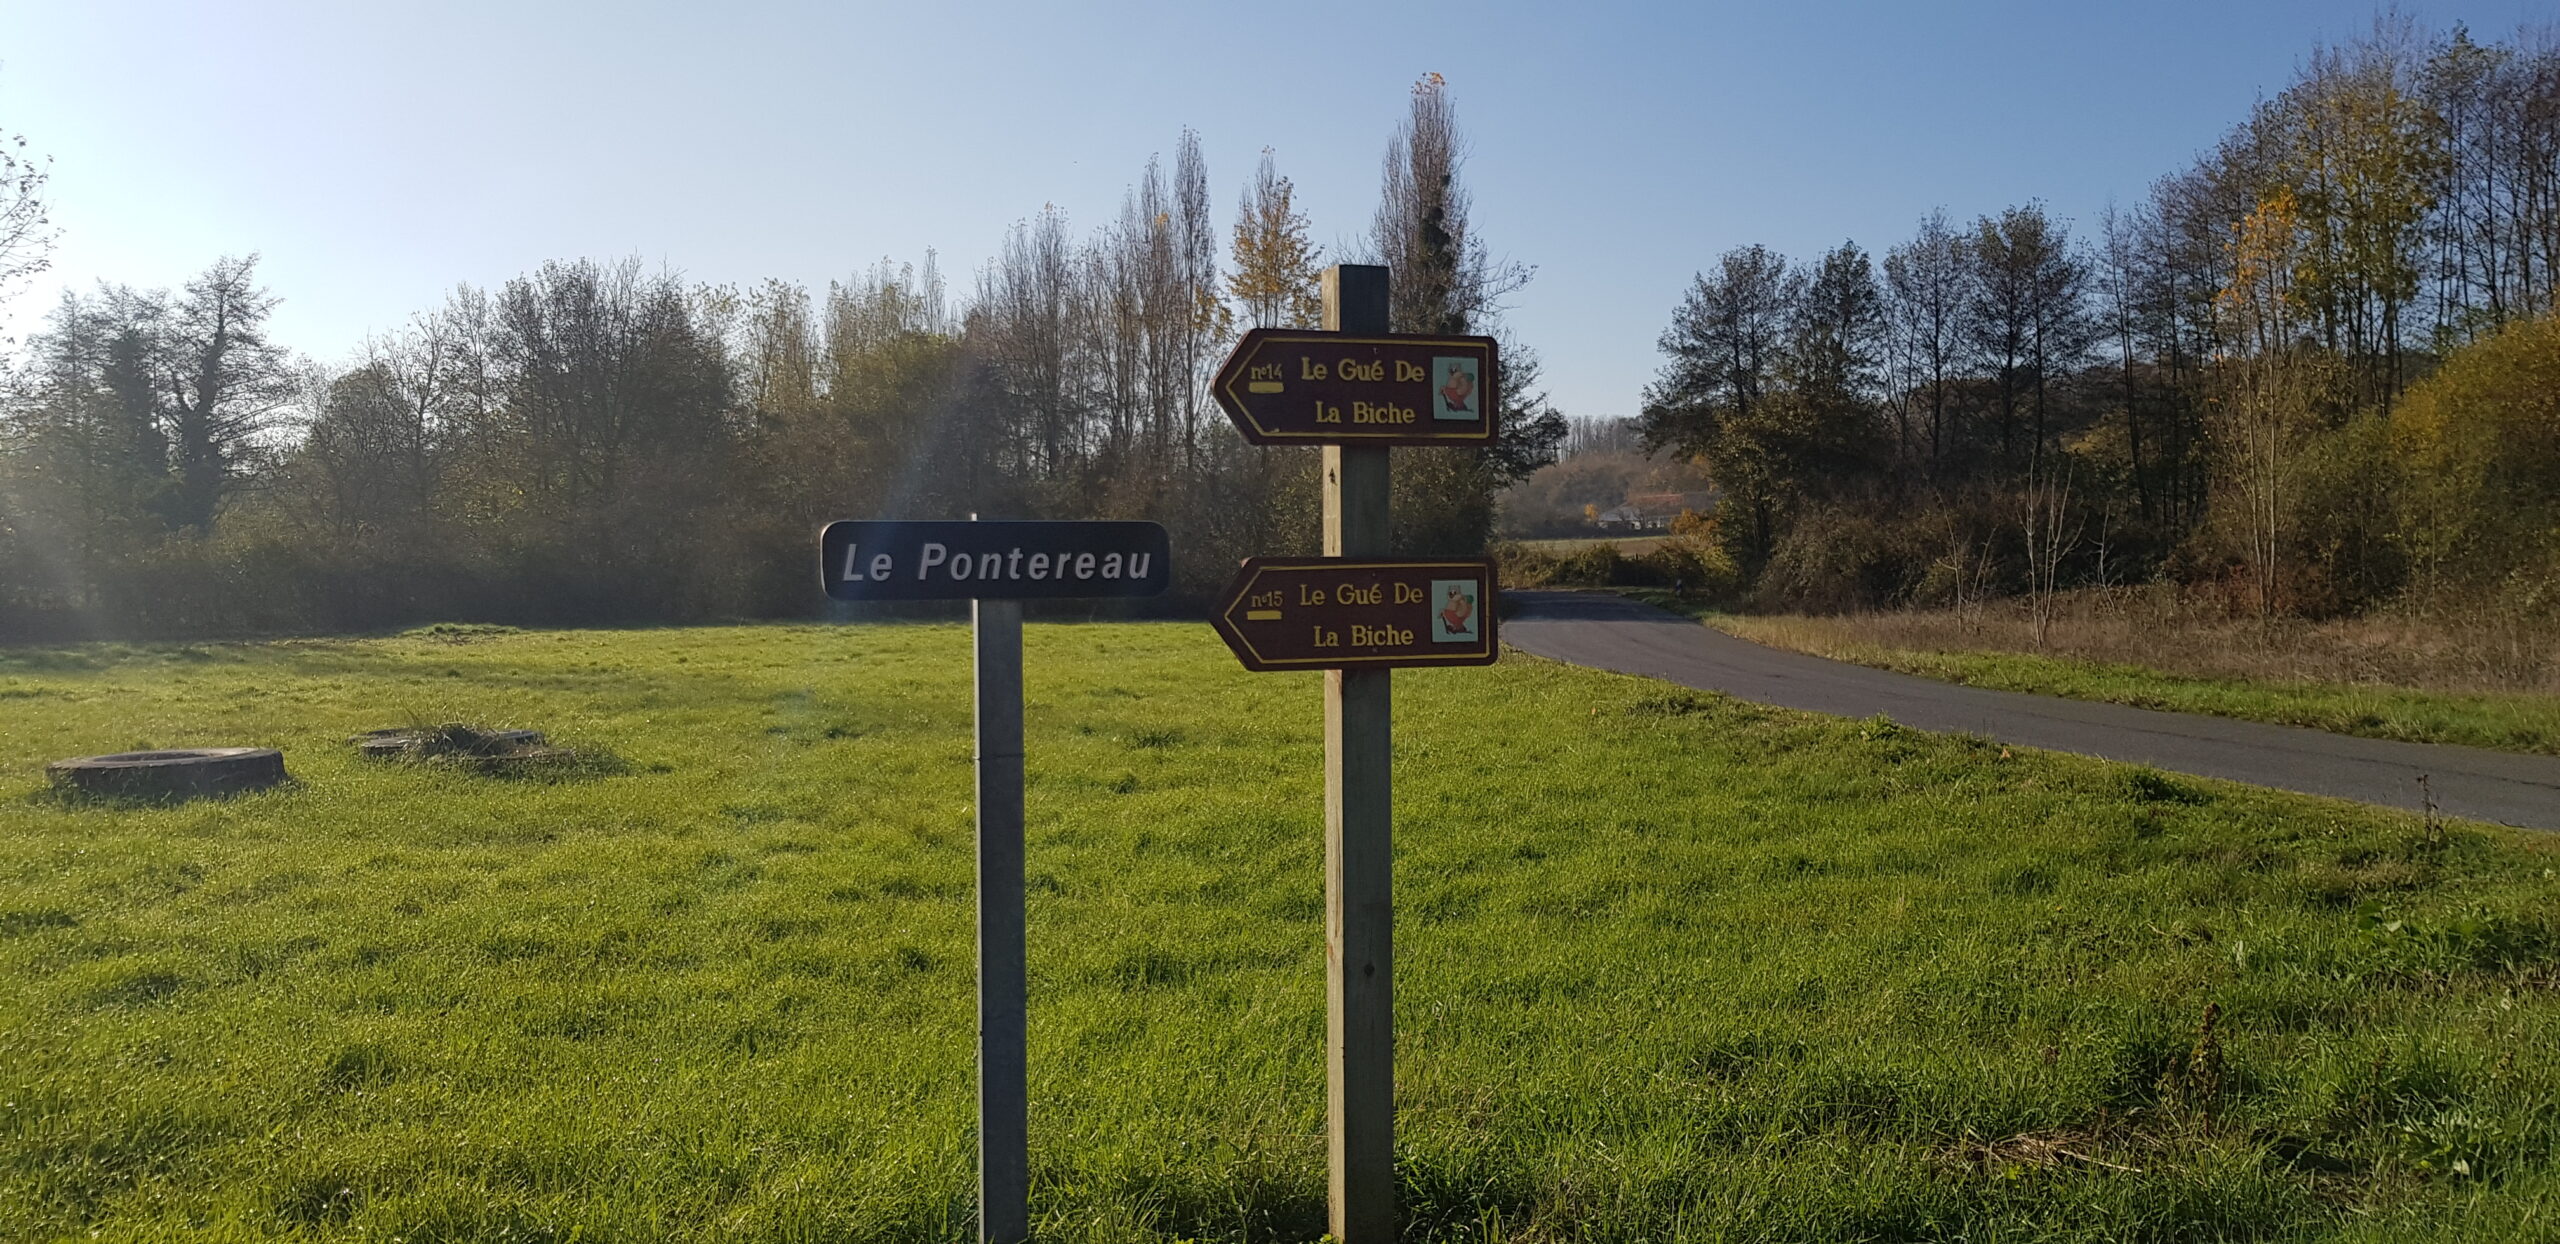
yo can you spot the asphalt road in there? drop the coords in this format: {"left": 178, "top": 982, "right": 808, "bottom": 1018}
{"left": 1504, "top": 591, "right": 2560, "bottom": 832}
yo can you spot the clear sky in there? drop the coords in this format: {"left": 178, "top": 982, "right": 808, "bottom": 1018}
{"left": 0, "top": 1, "right": 2540, "bottom": 422}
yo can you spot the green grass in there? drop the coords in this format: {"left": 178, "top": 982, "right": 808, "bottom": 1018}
{"left": 2, "top": 621, "right": 2557, "bottom": 1242}
{"left": 1703, "top": 614, "right": 2560, "bottom": 756}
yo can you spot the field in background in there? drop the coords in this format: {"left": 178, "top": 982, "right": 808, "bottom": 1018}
{"left": 2, "top": 623, "right": 2557, "bottom": 1241}
{"left": 1503, "top": 535, "right": 1667, "bottom": 557}
{"left": 1709, "top": 590, "right": 2560, "bottom": 756}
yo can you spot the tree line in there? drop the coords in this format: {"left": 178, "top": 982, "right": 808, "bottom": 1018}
{"left": 0, "top": 75, "right": 1563, "bottom": 640}
{"left": 1640, "top": 18, "right": 2560, "bottom": 621}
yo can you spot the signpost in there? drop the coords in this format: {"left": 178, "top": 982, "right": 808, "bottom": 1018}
{"left": 819, "top": 518, "right": 1171, "bottom": 1244}
{"left": 817, "top": 266, "right": 1495, "bottom": 1243}
{"left": 1211, "top": 557, "right": 1498, "bottom": 672}
{"left": 1210, "top": 265, "right": 1500, "bottom": 1242}
{"left": 1211, "top": 327, "right": 1499, "bottom": 445}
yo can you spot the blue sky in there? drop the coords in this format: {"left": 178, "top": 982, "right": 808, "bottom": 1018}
{"left": 0, "top": 1, "right": 2540, "bottom": 422}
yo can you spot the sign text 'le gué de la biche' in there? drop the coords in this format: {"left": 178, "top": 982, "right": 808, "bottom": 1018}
{"left": 1212, "top": 557, "right": 1498, "bottom": 672}
{"left": 1212, "top": 329, "right": 1499, "bottom": 446}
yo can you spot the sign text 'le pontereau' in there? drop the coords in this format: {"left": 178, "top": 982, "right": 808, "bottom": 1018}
{"left": 1212, "top": 329, "right": 1499, "bottom": 446}
{"left": 1212, "top": 557, "right": 1498, "bottom": 671}
{"left": 820, "top": 520, "right": 1171, "bottom": 601}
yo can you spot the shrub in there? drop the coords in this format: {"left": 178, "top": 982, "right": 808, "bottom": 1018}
{"left": 1490, "top": 533, "right": 1739, "bottom": 601}
{"left": 2289, "top": 415, "right": 2407, "bottom": 616}
{"left": 1554, "top": 541, "right": 1628, "bottom": 586}
{"left": 1638, "top": 533, "right": 1740, "bottom": 599}
{"left": 2391, "top": 311, "right": 2560, "bottom": 601}
{"left": 1756, "top": 506, "right": 1935, "bottom": 612}
{"left": 1491, "top": 542, "right": 1563, "bottom": 589}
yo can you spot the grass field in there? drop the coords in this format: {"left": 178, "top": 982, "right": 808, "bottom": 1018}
{"left": 2, "top": 622, "right": 2557, "bottom": 1242}
{"left": 1706, "top": 612, "right": 2560, "bottom": 757}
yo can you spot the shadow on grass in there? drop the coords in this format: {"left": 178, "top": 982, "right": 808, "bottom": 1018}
{"left": 1066, "top": 1157, "right": 1547, "bottom": 1244}
{"left": 22, "top": 778, "right": 305, "bottom": 812}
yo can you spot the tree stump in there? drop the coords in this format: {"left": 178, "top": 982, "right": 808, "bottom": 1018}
{"left": 47, "top": 748, "right": 288, "bottom": 801}
{"left": 354, "top": 726, "right": 544, "bottom": 760}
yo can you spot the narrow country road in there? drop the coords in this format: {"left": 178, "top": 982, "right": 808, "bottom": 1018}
{"left": 1504, "top": 591, "right": 2560, "bottom": 831}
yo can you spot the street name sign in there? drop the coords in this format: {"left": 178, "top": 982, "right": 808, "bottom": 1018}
{"left": 1211, "top": 556, "right": 1498, "bottom": 672}
{"left": 818, "top": 515, "right": 1174, "bottom": 1244}
{"left": 820, "top": 519, "right": 1171, "bottom": 601}
{"left": 1211, "top": 328, "right": 1499, "bottom": 446}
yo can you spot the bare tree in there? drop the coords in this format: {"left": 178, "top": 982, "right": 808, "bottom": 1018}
{"left": 738, "top": 278, "right": 817, "bottom": 422}
{"left": 1883, "top": 210, "right": 1970, "bottom": 479}
{"left": 973, "top": 208, "right": 1079, "bottom": 484}
{"left": 1965, "top": 204, "right": 2093, "bottom": 481}
{"left": 2215, "top": 192, "right": 2320, "bottom": 618}
{"left": 1171, "top": 130, "right": 1227, "bottom": 471}
{"left": 2098, "top": 203, "right": 2152, "bottom": 520}
{"left": 0, "top": 109, "right": 54, "bottom": 314}
{"left": 2021, "top": 464, "right": 2081, "bottom": 649}
{"left": 1642, "top": 244, "right": 1798, "bottom": 458}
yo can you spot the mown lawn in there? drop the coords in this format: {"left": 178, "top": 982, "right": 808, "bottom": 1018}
{"left": 1, "top": 621, "right": 2556, "bottom": 1242}
{"left": 1704, "top": 611, "right": 2560, "bottom": 757}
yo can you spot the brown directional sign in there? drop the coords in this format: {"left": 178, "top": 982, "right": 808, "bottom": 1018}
{"left": 1212, "top": 557, "right": 1498, "bottom": 672}
{"left": 1212, "top": 329, "right": 1499, "bottom": 446}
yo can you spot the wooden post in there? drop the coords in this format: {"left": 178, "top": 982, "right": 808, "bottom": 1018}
{"left": 1321, "top": 263, "right": 1394, "bottom": 1242}
{"left": 973, "top": 596, "right": 1029, "bottom": 1244}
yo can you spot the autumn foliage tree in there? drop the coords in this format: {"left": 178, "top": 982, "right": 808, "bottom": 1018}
{"left": 1228, "top": 149, "right": 1323, "bottom": 331}
{"left": 1624, "top": 16, "right": 2558, "bottom": 620}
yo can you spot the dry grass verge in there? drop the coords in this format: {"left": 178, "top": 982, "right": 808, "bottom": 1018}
{"left": 1708, "top": 587, "right": 2560, "bottom": 754}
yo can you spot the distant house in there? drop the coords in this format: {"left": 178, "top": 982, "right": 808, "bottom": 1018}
{"left": 1593, "top": 492, "right": 1716, "bottom": 531}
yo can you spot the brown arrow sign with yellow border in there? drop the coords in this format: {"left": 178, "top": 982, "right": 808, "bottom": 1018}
{"left": 1211, "top": 557, "right": 1498, "bottom": 672}
{"left": 1212, "top": 329, "right": 1499, "bottom": 445}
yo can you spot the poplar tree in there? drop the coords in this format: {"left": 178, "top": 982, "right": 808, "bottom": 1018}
{"left": 1371, "top": 73, "right": 1527, "bottom": 336}
{"left": 1171, "top": 130, "right": 1227, "bottom": 471}
{"left": 1369, "top": 73, "right": 1551, "bottom": 552}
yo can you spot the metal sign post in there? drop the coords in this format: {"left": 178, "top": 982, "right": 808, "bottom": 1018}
{"left": 819, "top": 518, "right": 1172, "bottom": 1244}
{"left": 972, "top": 594, "right": 1027, "bottom": 1244}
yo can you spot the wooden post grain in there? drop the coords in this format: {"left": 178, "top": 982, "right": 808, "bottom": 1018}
{"left": 1321, "top": 263, "right": 1394, "bottom": 1242}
